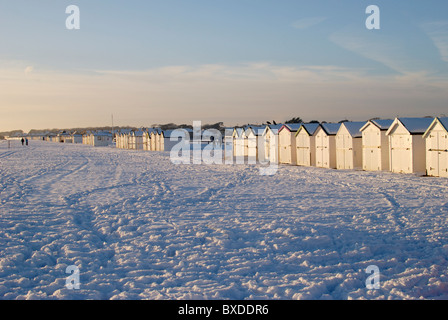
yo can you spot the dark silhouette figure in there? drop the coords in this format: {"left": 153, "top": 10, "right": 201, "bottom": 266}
{"left": 21, "top": 138, "right": 24, "bottom": 146}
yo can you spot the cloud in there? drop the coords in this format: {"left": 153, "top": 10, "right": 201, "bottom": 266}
{"left": 291, "top": 17, "right": 327, "bottom": 30}
{"left": 329, "top": 24, "right": 443, "bottom": 76}
{"left": 422, "top": 21, "right": 448, "bottom": 62}
{"left": 1, "top": 62, "right": 448, "bottom": 131}
{"left": 24, "top": 66, "right": 34, "bottom": 75}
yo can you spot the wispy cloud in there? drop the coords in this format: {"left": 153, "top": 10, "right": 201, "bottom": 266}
{"left": 24, "top": 66, "right": 34, "bottom": 75}
{"left": 422, "top": 20, "right": 448, "bottom": 62}
{"left": 291, "top": 17, "right": 327, "bottom": 30}
{"left": 329, "top": 25, "right": 442, "bottom": 76}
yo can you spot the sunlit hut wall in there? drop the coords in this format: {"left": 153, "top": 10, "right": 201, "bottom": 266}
{"left": 233, "top": 127, "right": 245, "bottom": 160}
{"left": 142, "top": 129, "right": 151, "bottom": 151}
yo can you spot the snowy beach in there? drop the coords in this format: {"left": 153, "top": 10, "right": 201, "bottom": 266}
{"left": 0, "top": 140, "right": 447, "bottom": 300}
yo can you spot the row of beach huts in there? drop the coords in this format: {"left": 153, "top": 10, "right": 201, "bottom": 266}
{"left": 226, "top": 117, "right": 448, "bottom": 178}
{"left": 28, "top": 116, "right": 448, "bottom": 177}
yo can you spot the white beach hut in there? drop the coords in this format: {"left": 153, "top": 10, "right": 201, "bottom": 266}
{"left": 314, "top": 123, "right": 341, "bottom": 169}
{"left": 224, "top": 127, "right": 235, "bottom": 161}
{"left": 245, "top": 126, "right": 265, "bottom": 163}
{"left": 261, "top": 124, "right": 283, "bottom": 164}
{"left": 241, "top": 127, "right": 250, "bottom": 158}
{"left": 92, "top": 131, "right": 113, "bottom": 147}
{"left": 149, "top": 129, "right": 158, "bottom": 151}
{"left": 335, "top": 122, "right": 365, "bottom": 170}
{"left": 116, "top": 132, "right": 123, "bottom": 149}
{"left": 360, "top": 119, "right": 393, "bottom": 171}
{"left": 158, "top": 129, "right": 192, "bottom": 152}
{"left": 72, "top": 133, "right": 83, "bottom": 144}
{"left": 423, "top": 117, "right": 448, "bottom": 177}
{"left": 130, "top": 130, "right": 144, "bottom": 150}
{"left": 233, "top": 128, "right": 246, "bottom": 159}
{"left": 278, "top": 123, "right": 302, "bottom": 165}
{"left": 295, "top": 123, "right": 320, "bottom": 167}
{"left": 386, "top": 117, "right": 433, "bottom": 175}
{"left": 142, "top": 129, "right": 152, "bottom": 151}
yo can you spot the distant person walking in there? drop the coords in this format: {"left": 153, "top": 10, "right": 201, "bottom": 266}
{"left": 25, "top": 138, "right": 28, "bottom": 146}
{"left": 21, "top": 138, "right": 24, "bottom": 146}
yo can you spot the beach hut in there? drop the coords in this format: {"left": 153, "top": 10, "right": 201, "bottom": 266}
{"left": 278, "top": 123, "right": 302, "bottom": 165}
{"left": 245, "top": 126, "right": 265, "bottom": 162}
{"left": 233, "top": 128, "right": 246, "bottom": 159}
{"left": 295, "top": 123, "right": 320, "bottom": 167}
{"left": 116, "top": 132, "right": 123, "bottom": 149}
{"left": 335, "top": 122, "right": 365, "bottom": 170}
{"left": 360, "top": 119, "right": 393, "bottom": 171}
{"left": 149, "top": 129, "right": 158, "bottom": 151}
{"left": 72, "top": 133, "right": 83, "bottom": 144}
{"left": 58, "top": 132, "right": 72, "bottom": 143}
{"left": 241, "top": 127, "right": 250, "bottom": 158}
{"left": 386, "top": 117, "right": 433, "bottom": 175}
{"left": 159, "top": 129, "right": 192, "bottom": 152}
{"left": 262, "top": 124, "right": 283, "bottom": 164}
{"left": 314, "top": 123, "right": 341, "bottom": 169}
{"left": 95, "top": 132, "right": 113, "bottom": 147}
{"left": 129, "top": 130, "right": 144, "bottom": 150}
{"left": 83, "top": 131, "right": 112, "bottom": 147}
{"left": 142, "top": 129, "right": 152, "bottom": 151}
{"left": 224, "top": 127, "right": 235, "bottom": 161}
{"left": 423, "top": 117, "right": 448, "bottom": 177}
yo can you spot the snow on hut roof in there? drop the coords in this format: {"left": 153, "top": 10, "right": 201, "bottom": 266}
{"left": 394, "top": 117, "right": 434, "bottom": 134}
{"left": 399, "top": 117, "right": 434, "bottom": 133}
{"left": 263, "top": 124, "right": 284, "bottom": 135}
{"left": 423, "top": 117, "right": 448, "bottom": 138}
{"left": 247, "top": 126, "right": 267, "bottom": 136}
{"left": 132, "top": 130, "right": 144, "bottom": 136}
{"left": 370, "top": 119, "right": 394, "bottom": 130}
{"left": 280, "top": 123, "right": 303, "bottom": 133}
{"left": 437, "top": 117, "right": 448, "bottom": 132}
{"left": 234, "top": 127, "right": 244, "bottom": 137}
{"left": 94, "top": 131, "right": 112, "bottom": 136}
{"left": 296, "top": 123, "right": 320, "bottom": 136}
{"left": 340, "top": 121, "right": 366, "bottom": 138}
{"left": 361, "top": 119, "right": 394, "bottom": 132}
{"left": 320, "top": 123, "right": 341, "bottom": 135}
{"left": 267, "top": 124, "right": 284, "bottom": 130}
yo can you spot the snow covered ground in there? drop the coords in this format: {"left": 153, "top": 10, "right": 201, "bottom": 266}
{"left": 1, "top": 139, "right": 448, "bottom": 300}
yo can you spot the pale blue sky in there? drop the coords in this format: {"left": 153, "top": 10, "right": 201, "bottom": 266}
{"left": 1, "top": 1, "right": 448, "bottom": 131}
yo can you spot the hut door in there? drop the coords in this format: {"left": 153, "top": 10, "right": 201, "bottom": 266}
{"left": 337, "top": 134, "right": 351, "bottom": 169}
{"left": 297, "top": 134, "right": 309, "bottom": 166}
{"left": 315, "top": 133, "right": 324, "bottom": 167}
{"left": 429, "top": 132, "right": 448, "bottom": 177}
{"left": 439, "top": 132, "right": 448, "bottom": 177}
{"left": 391, "top": 135, "right": 411, "bottom": 173}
